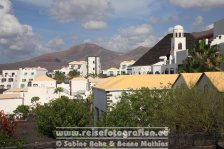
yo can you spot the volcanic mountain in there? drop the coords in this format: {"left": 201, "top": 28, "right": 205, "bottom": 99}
{"left": 0, "top": 43, "right": 149, "bottom": 71}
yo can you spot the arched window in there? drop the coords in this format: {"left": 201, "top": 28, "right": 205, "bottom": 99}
{"left": 155, "top": 71, "right": 160, "bottom": 74}
{"left": 179, "top": 33, "right": 181, "bottom": 37}
{"left": 176, "top": 33, "right": 178, "bottom": 37}
{"left": 178, "top": 43, "right": 182, "bottom": 49}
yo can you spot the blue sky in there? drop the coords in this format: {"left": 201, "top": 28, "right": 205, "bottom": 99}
{"left": 0, "top": 0, "right": 224, "bottom": 63}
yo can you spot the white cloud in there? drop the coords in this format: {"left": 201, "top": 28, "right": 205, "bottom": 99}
{"left": 192, "top": 16, "right": 204, "bottom": 26}
{"left": 94, "top": 24, "right": 157, "bottom": 51}
{"left": 0, "top": 0, "right": 61, "bottom": 62}
{"left": 82, "top": 20, "right": 107, "bottom": 30}
{"left": 202, "top": 24, "right": 214, "bottom": 31}
{"left": 46, "top": 38, "right": 65, "bottom": 50}
{"left": 150, "top": 16, "right": 179, "bottom": 24}
{"left": 50, "top": 0, "right": 112, "bottom": 23}
{"left": 169, "top": 0, "right": 224, "bottom": 8}
{"left": 110, "top": 0, "right": 161, "bottom": 18}
{"left": 168, "top": 27, "right": 174, "bottom": 33}
{"left": 16, "top": 0, "right": 53, "bottom": 7}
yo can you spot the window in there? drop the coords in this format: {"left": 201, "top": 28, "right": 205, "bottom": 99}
{"left": 178, "top": 43, "right": 182, "bottom": 49}
{"left": 8, "top": 78, "right": 13, "bottom": 82}
{"left": 31, "top": 72, "right": 34, "bottom": 75}
{"left": 155, "top": 71, "right": 160, "bottom": 74}
{"left": 219, "top": 36, "right": 221, "bottom": 39}
{"left": 165, "top": 69, "right": 169, "bottom": 74}
{"left": 0, "top": 85, "right": 4, "bottom": 89}
{"left": 176, "top": 33, "right": 178, "bottom": 37}
{"left": 109, "top": 71, "right": 113, "bottom": 76}
{"left": 93, "top": 61, "right": 95, "bottom": 64}
{"left": 33, "top": 84, "right": 38, "bottom": 87}
{"left": 93, "top": 68, "right": 95, "bottom": 70}
{"left": 7, "top": 85, "right": 11, "bottom": 89}
{"left": 170, "top": 68, "right": 175, "bottom": 74}
{"left": 22, "top": 79, "right": 26, "bottom": 82}
{"left": 121, "top": 71, "right": 126, "bottom": 75}
{"left": 179, "top": 33, "right": 181, "bottom": 37}
{"left": 122, "top": 65, "right": 126, "bottom": 69}
{"left": 12, "top": 73, "right": 15, "bottom": 76}
{"left": 28, "top": 82, "right": 32, "bottom": 87}
{"left": 21, "top": 84, "right": 25, "bottom": 88}
{"left": 2, "top": 78, "right": 6, "bottom": 82}
{"left": 24, "top": 72, "right": 28, "bottom": 75}
{"left": 4, "top": 73, "right": 8, "bottom": 77}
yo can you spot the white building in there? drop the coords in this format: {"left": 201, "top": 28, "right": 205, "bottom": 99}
{"left": 93, "top": 74, "right": 179, "bottom": 124}
{"left": 0, "top": 70, "right": 18, "bottom": 89}
{"left": 102, "top": 67, "right": 119, "bottom": 76}
{"left": 27, "top": 75, "right": 57, "bottom": 104}
{"left": 32, "top": 75, "right": 56, "bottom": 88}
{"left": 119, "top": 60, "right": 135, "bottom": 75}
{"left": 53, "top": 66, "right": 70, "bottom": 76}
{"left": 87, "top": 56, "right": 101, "bottom": 76}
{"left": 211, "top": 19, "right": 224, "bottom": 54}
{"left": 70, "top": 77, "right": 90, "bottom": 99}
{"left": 14, "top": 67, "right": 48, "bottom": 88}
{"left": 131, "top": 25, "right": 195, "bottom": 75}
{"left": 68, "top": 61, "right": 87, "bottom": 77}
{"left": 131, "top": 65, "right": 152, "bottom": 75}
{"left": 0, "top": 88, "right": 27, "bottom": 114}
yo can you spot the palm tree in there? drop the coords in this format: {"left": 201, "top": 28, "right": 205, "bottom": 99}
{"left": 180, "top": 40, "right": 224, "bottom": 73}
{"left": 31, "top": 96, "right": 40, "bottom": 104}
{"left": 31, "top": 96, "right": 40, "bottom": 109}
{"left": 54, "top": 87, "right": 64, "bottom": 98}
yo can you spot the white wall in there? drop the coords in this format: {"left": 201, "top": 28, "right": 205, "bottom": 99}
{"left": 93, "top": 88, "right": 128, "bottom": 125}
{"left": 103, "top": 69, "right": 119, "bottom": 76}
{"left": 32, "top": 80, "right": 56, "bottom": 88}
{"left": 70, "top": 79, "right": 90, "bottom": 95}
{"left": 69, "top": 63, "right": 87, "bottom": 77}
{"left": 15, "top": 68, "right": 47, "bottom": 88}
{"left": 24, "top": 87, "right": 58, "bottom": 105}
{"left": 131, "top": 65, "right": 152, "bottom": 75}
{"left": 88, "top": 57, "right": 101, "bottom": 75}
{"left": 0, "top": 70, "right": 18, "bottom": 89}
{"left": 0, "top": 98, "right": 23, "bottom": 114}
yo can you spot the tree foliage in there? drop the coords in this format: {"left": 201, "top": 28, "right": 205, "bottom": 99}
{"left": 53, "top": 71, "right": 66, "bottom": 83}
{"left": 13, "top": 105, "right": 30, "bottom": 119}
{"left": 97, "top": 87, "right": 224, "bottom": 133}
{"left": 0, "top": 110, "right": 23, "bottom": 147}
{"left": 180, "top": 40, "right": 224, "bottom": 73}
{"left": 34, "top": 96, "right": 90, "bottom": 137}
{"left": 68, "top": 70, "right": 80, "bottom": 79}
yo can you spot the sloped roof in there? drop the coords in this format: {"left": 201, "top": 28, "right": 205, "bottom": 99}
{"left": 132, "top": 33, "right": 196, "bottom": 67}
{"left": 121, "top": 60, "right": 136, "bottom": 64}
{"left": 203, "top": 72, "right": 224, "bottom": 92}
{"left": 107, "top": 67, "right": 119, "bottom": 70}
{"left": 180, "top": 73, "right": 203, "bottom": 88}
{"left": 0, "top": 94, "right": 21, "bottom": 99}
{"left": 71, "top": 77, "right": 87, "bottom": 81}
{"left": 5, "top": 88, "right": 28, "bottom": 92}
{"left": 95, "top": 74, "right": 179, "bottom": 90}
{"left": 33, "top": 75, "right": 56, "bottom": 81}
{"left": 69, "top": 61, "right": 87, "bottom": 65}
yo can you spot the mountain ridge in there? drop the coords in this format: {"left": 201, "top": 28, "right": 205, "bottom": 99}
{"left": 0, "top": 43, "right": 149, "bottom": 71}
